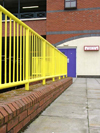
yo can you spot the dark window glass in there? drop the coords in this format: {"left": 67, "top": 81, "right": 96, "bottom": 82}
{"left": 0, "top": 0, "right": 3, "bottom": 6}
{"left": 20, "top": 0, "right": 46, "bottom": 13}
{"left": 4, "top": 0, "right": 18, "bottom": 13}
{"left": 1, "top": 0, "right": 46, "bottom": 19}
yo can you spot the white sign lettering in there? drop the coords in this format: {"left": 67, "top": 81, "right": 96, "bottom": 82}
{"left": 84, "top": 46, "right": 99, "bottom": 51}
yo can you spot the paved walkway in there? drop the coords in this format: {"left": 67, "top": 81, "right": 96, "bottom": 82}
{"left": 23, "top": 78, "right": 100, "bottom": 133}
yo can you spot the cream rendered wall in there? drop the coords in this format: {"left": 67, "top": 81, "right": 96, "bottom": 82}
{"left": 57, "top": 37, "right": 100, "bottom": 76}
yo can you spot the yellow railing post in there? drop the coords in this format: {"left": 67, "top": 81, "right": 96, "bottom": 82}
{"left": 5, "top": 15, "right": 7, "bottom": 83}
{"left": 59, "top": 53, "right": 61, "bottom": 80}
{"left": 42, "top": 40, "right": 46, "bottom": 85}
{"left": 63, "top": 57, "right": 65, "bottom": 78}
{"left": 9, "top": 18, "right": 11, "bottom": 83}
{"left": 0, "top": 11, "right": 2, "bottom": 84}
{"left": 66, "top": 57, "right": 67, "bottom": 77}
{"left": 52, "top": 48, "right": 55, "bottom": 81}
{"left": 25, "top": 29, "right": 29, "bottom": 90}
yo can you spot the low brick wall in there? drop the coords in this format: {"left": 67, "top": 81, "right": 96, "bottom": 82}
{"left": 0, "top": 77, "right": 72, "bottom": 133}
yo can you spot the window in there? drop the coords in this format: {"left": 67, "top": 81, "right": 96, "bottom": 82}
{"left": 65, "top": 0, "right": 77, "bottom": 9}
{"left": 0, "top": 0, "right": 3, "bottom": 6}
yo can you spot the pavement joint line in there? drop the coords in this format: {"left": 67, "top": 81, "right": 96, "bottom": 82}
{"left": 47, "top": 101, "right": 87, "bottom": 106}
{"left": 54, "top": 101, "right": 87, "bottom": 105}
{"left": 88, "top": 97, "right": 100, "bottom": 100}
{"left": 95, "top": 78, "right": 100, "bottom": 84}
{"left": 41, "top": 114, "right": 87, "bottom": 120}
{"left": 63, "top": 95, "right": 87, "bottom": 98}
{"left": 89, "top": 126, "right": 100, "bottom": 128}
{"left": 86, "top": 78, "right": 90, "bottom": 133}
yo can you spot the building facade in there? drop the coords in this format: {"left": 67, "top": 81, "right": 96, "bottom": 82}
{"left": 1, "top": 0, "right": 100, "bottom": 77}
{"left": 48, "top": 0, "right": 100, "bottom": 77}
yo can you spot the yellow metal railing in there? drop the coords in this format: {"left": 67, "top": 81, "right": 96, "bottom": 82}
{"left": 0, "top": 5, "right": 67, "bottom": 90}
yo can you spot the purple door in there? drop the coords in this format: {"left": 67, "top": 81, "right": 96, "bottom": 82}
{"left": 59, "top": 49, "right": 76, "bottom": 77}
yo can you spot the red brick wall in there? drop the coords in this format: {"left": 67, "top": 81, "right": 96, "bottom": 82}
{"left": 47, "top": 33, "right": 86, "bottom": 44}
{"left": 2, "top": 19, "right": 46, "bottom": 37}
{"left": 47, "top": 10, "right": 100, "bottom": 32}
{"left": 24, "top": 20, "right": 46, "bottom": 35}
{"left": 46, "top": 0, "right": 100, "bottom": 45}
{"left": 0, "top": 78, "right": 72, "bottom": 133}
{"left": 47, "top": 0, "right": 100, "bottom": 11}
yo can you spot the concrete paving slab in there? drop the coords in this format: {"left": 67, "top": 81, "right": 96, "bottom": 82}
{"left": 76, "top": 78, "right": 87, "bottom": 82}
{"left": 54, "top": 95, "right": 87, "bottom": 105}
{"left": 74, "top": 78, "right": 86, "bottom": 84}
{"left": 42, "top": 102, "right": 87, "bottom": 119}
{"left": 89, "top": 109, "right": 100, "bottom": 128}
{"left": 95, "top": 79, "right": 100, "bottom": 84}
{"left": 90, "top": 127, "right": 100, "bottom": 133}
{"left": 87, "top": 78, "right": 100, "bottom": 89}
{"left": 67, "top": 87, "right": 86, "bottom": 92}
{"left": 87, "top": 94, "right": 100, "bottom": 99}
{"left": 71, "top": 83, "right": 87, "bottom": 88}
{"left": 87, "top": 89, "right": 100, "bottom": 99}
{"left": 87, "top": 78, "right": 99, "bottom": 84}
{"left": 24, "top": 116, "right": 88, "bottom": 133}
{"left": 87, "top": 84, "right": 100, "bottom": 90}
{"left": 62, "top": 90, "right": 87, "bottom": 97}
{"left": 88, "top": 99, "right": 100, "bottom": 109}
{"left": 88, "top": 90, "right": 100, "bottom": 94}
{"left": 23, "top": 78, "right": 100, "bottom": 133}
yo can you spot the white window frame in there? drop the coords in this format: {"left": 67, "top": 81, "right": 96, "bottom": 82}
{"left": 65, "top": 0, "right": 77, "bottom": 9}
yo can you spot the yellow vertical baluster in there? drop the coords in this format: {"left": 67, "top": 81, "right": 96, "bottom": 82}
{"left": 17, "top": 23, "right": 19, "bottom": 81}
{"left": 34, "top": 35, "right": 35, "bottom": 79}
{"left": 30, "top": 34, "right": 31, "bottom": 79}
{"left": 36, "top": 36, "right": 37, "bottom": 78}
{"left": 63, "top": 56, "right": 64, "bottom": 76}
{"left": 0, "top": 11, "right": 2, "bottom": 84}
{"left": 9, "top": 18, "right": 11, "bottom": 83}
{"left": 20, "top": 25, "right": 22, "bottom": 81}
{"left": 13, "top": 21, "right": 15, "bottom": 82}
{"left": 5, "top": 15, "right": 7, "bottom": 83}
{"left": 39, "top": 39, "right": 40, "bottom": 77}
{"left": 47, "top": 44, "right": 48, "bottom": 76}
{"left": 39, "top": 39, "right": 41, "bottom": 77}
{"left": 37, "top": 37, "right": 38, "bottom": 78}
{"left": 55, "top": 51, "right": 57, "bottom": 75}
{"left": 42, "top": 40, "right": 46, "bottom": 85}
{"left": 38, "top": 38, "right": 39, "bottom": 77}
{"left": 52, "top": 47, "right": 55, "bottom": 81}
{"left": 46, "top": 44, "right": 49, "bottom": 76}
{"left": 40, "top": 40, "right": 42, "bottom": 77}
{"left": 59, "top": 52, "right": 61, "bottom": 80}
{"left": 29, "top": 32, "right": 30, "bottom": 79}
{"left": 25, "top": 29, "right": 29, "bottom": 90}
{"left": 30, "top": 33, "right": 31, "bottom": 78}
{"left": 23, "top": 28, "right": 25, "bottom": 80}
{"left": 32, "top": 33, "right": 33, "bottom": 79}
{"left": 38, "top": 38, "right": 41, "bottom": 77}
{"left": 31, "top": 34, "right": 32, "bottom": 78}
{"left": 66, "top": 56, "right": 67, "bottom": 77}
{"left": 64, "top": 57, "right": 65, "bottom": 76}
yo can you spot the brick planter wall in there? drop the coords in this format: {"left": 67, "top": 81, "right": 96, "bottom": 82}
{"left": 0, "top": 77, "right": 72, "bottom": 133}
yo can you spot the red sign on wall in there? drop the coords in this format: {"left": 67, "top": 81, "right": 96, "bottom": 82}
{"left": 84, "top": 46, "right": 99, "bottom": 51}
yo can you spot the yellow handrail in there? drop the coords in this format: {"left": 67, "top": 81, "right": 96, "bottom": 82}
{"left": 0, "top": 5, "right": 67, "bottom": 90}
